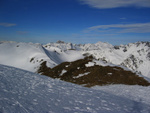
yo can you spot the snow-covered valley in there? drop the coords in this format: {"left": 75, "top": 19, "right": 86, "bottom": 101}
{"left": 1, "top": 64, "right": 150, "bottom": 113}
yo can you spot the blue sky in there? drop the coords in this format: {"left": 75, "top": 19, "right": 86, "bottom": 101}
{"left": 0, "top": 0, "right": 150, "bottom": 45}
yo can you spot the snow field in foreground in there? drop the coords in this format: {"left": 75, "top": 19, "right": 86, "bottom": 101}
{"left": 0, "top": 64, "right": 150, "bottom": 113}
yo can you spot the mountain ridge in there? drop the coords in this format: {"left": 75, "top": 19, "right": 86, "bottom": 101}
{"left": 44, "top": 41, "right": 150, "bottom": 78}
{"left": 0, "top": 41, "right": 150, "bottom": 78}
{"left": 38, "top": 56, "right": 150, "bottom": 87}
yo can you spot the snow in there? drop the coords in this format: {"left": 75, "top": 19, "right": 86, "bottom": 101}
{"left": 66, "top": 65, "right": 69, "bottom": 67}
{"left": 59, "top": 50, "right": 84, "bottom": 62}
{"left": 73, "top": 72, "right": 90, "bottom": 78}
{"left": 0, "top": 41, "right": 150, "bottom": 78}
{"left": 0, "top": 41, "right": 84, "bottom": 73}
{"left": 0, "top": 42, "right": 57, "bottom": 72}
{"left": 81, "top": 42, "right": 150, "bottom": 78}
{"left": 93, "top": 85, "right": 150, "bottom": 106}
{"left": 60, "top": 69, "right": 67, "bottom": 76}
{"left": 1, "top": 64, "right": 150, "bottom": 113}
{"left": 107, "top": 73, "right": 112, "bottom": 75}
{"left": 85, "top": 62, "right": 95, "bottom": 67}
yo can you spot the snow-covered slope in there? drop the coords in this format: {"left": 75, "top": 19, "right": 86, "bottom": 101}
{"left": 0, "top": 41, "right": 83, "bottom": 72}
{"left": 93, "top": 85, "right": 150, "bottom": 106}
{"left": 0, "top": 41, "right": 57, "bottom": 72}
{"left": 0, "top": 41, "right": 150, "bottom": 78}
{"left": 1, "top": 64, "right": 150, "bottom": 113}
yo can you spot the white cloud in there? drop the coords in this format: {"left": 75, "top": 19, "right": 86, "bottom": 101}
{"left": 80, "top": 0, "right": 150, "bottom": 9}
{"left": 0, "top": 23, "right": 16, "bottom": 27}
{"left": 84, "top": 23, "right": 150, "bottom": 33}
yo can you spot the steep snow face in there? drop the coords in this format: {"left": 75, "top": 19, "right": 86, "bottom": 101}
{"left": 0, "top": 42, "right": 57, "bottom": 72}
{"left": 118, "top": 42, "right": 150, "bottom": 77}
{"left": 1, "top": 64, "right": 150, "bottom": 113}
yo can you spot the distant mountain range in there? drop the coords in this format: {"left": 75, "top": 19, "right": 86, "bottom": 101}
{"left": 0, "top": 41, "right": 150, "bottom": 86}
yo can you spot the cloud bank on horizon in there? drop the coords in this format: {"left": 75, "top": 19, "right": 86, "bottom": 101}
{"left": 80, "top": 0, "right": 150, "bottom": 9}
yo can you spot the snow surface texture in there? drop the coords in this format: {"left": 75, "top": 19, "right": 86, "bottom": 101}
{"left": 1, "top": 64, "right": 150, "bottom": 113}
{"left": 93, "top": 85, "right": 150, "bottom": 106}
{"left": 0, "top": 41, "right": 150, "bottom": 78}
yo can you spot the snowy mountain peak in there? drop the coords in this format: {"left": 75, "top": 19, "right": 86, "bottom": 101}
{"left": 95, "top": 41, "right": 113, "bottom": 48}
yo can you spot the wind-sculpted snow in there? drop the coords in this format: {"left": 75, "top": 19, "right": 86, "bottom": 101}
{"left": 1, "top": 64, "right": 150, "bottom": 113}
